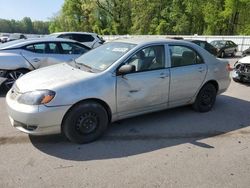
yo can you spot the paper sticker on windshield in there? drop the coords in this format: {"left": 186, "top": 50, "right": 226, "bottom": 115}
{"left": 112, "top": 48, "right": 128, "bottom": 53}
{"left": 99, "top": 64, "right": 108, "bottom": 70}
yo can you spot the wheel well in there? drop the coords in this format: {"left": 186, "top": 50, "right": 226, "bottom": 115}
{"left": 7, "top": 68, "right": 30, "bottom": 74}
{"left": 204, "top": 80, "right": 219, "bottom": 92}
{"left": 62, "top": 98, "right": 112, "bottom": 124}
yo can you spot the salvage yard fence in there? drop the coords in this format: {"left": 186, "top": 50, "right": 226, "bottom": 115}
{"left": 1, "top": 33, "right": 250, "bottom": 52}
{"left": 103, "top": 35, "right": 250, "bottom": 52}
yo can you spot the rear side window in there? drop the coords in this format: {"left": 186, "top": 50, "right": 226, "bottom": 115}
{"left": 73, "top": 34, "right": 94, "bottom": 42}
{"left": 170, "top": 45, "right": 203, "bottom": 67}
{"left": 59, "top": 34, "right": 73, "bottom": 40}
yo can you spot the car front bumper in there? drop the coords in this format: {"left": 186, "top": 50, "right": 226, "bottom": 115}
{"left": 6, "top": 91, "right": 71, "bottom": 135}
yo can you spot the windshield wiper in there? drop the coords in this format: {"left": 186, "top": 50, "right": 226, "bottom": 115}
{"left": 74, "top": 60, "right": 95, "bottom": 73}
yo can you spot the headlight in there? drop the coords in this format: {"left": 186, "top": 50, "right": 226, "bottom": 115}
{"left": 17, "top": 90, "right": 56, "bottom": 105}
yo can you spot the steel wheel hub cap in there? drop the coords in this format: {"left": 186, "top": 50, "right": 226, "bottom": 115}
{"left": 76, "top": 112, "right": 98, "bottom": 134}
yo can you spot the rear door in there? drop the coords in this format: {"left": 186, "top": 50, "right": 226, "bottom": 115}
{"left": 169, "top": 45, "right": 207, "bottom": 107}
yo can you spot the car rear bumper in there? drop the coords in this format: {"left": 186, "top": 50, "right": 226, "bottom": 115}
{"left": 6, "top": 91, "right": 71, "bottom": 135}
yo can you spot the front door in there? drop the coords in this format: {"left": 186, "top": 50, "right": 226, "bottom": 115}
{"left": 116, "top": 45, "right": 170, "bottom": 117}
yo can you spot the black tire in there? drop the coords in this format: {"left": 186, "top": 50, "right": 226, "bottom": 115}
{"left": 220, "top": 51, "right": 225, "bottom": 58}
{"left": 3, "top": 69, "right": 29, "bottom": 90}
{"left": 231, "top": 50, "right": 236, "bottom": 57}
{"left": 62, "top": 101, "right": 109, "bottom": 144}
{"left": 192, "top": 83, "right": 217, "bottom": 112}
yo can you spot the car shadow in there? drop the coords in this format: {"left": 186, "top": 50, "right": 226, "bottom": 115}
{"left": 29, "top": 95, "right": 250, "bottom": 161}
{"left": 0, "top": 88, "right": 7, "bottom": 97}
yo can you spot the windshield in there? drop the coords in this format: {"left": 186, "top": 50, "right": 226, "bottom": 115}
{"left": 75, "top": 42, "right": 136, "bottom": 71}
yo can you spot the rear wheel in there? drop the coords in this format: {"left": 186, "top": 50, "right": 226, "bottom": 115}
{"left": 220, "top": 51, "right": 225, "bottom": 58}
{"left": 62, "top": 101, "right": 109, "bottom": 144}
{"left": 3, "top": 69, "right": 29, "bottom": 90}
{"left": 231, "top": 50, "right": 236, "bottom": 57}
{"left": 192, "top": 83, "right": 217, "bottom": 112}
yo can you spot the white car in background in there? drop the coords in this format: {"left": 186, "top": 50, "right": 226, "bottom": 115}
{"left": 50, "top": 32, "right": 105, "bottom": 49}
{"left": 0, "top": 38, "right": 90, "bottom": 89}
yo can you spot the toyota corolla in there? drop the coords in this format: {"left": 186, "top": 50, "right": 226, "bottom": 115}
{"left": 6, "top": 38, "right": 231, "bottom": 144}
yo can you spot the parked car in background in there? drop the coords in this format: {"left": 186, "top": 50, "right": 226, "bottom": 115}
{"left": 185, "top": 39, "right": 217, "bottom": 56}
{"left": 6, "top": 38, "right": 231, "bottom": 144}
{"left": 0, "top": 38, "right": 90, "bottom": 89}
{"left": 50, "top": 32, "right": 105, "bottom": 49}
{"left": 210, "top": 40, "right": 238, "bottom": 58}
{"left": 232, "top": 56, "right": 250, "bottom": 82}
{"left": 7, "top": 33, "right": 27, "bottom": 42}
{"left": 0, "top": 34, "right": 10, "bottom": 43}
{"left": 242, "top": 47, "right": 250, "bottom": 57}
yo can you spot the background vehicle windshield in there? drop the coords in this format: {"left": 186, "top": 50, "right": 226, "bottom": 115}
{"left": 75, "top": 42, "right": 136, "bottom": 71}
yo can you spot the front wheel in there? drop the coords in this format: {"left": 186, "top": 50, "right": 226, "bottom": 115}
{"left": 62, "top": 101, "right": 109, "bottom": 144}
{"left": 192, "top": 83, "right": 217, "bottom": 112}
{"left": 3, "top": 69, "right": 29, "bottom": 90}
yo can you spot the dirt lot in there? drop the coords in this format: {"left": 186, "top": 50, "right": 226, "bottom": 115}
{"left": 0, "top": 58, "right": 250, "bottom": 188}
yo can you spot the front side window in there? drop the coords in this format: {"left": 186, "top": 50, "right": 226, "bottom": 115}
{"left": 170, "top": 45, "right": 203, "bottom": 67}
{"left": 75, "top": 42, "right": 136, "bottom": 71}
{"left": 25, "top": 43, "right": 46, "bottom": 53}
{"left": 126, "top": 45, "right": 165, "bottom": 72}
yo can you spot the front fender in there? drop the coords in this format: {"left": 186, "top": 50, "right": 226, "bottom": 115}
{"left": 0, "top": 52, "right": 33, "bottom": 70}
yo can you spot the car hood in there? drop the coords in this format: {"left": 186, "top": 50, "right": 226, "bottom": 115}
{"left": 238, "top": 56, "right": 250, "bottom": 64}
{"left": 15, "top": 63, "right": 94, "bottom": 93}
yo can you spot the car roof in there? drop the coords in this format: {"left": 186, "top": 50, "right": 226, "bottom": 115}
{"left": 0, "top": 37, "right": 80, "bottom": 49}
{"left": 50, "top": 32, "right": 98, "bottom": 36}
{"left": 185, "top": 39, "right": 206, "bottom": 42}
{"left": 111, "top": 37, "right": 196, "bottom": 46}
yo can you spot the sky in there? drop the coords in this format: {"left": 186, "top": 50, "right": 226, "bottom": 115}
{"left": 0, "top": 0, "right": 65, "bottom": 21}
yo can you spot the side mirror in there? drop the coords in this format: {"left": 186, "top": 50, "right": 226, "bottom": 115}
{"left": 117, "top": 64, "right": 135, "bottom": 75}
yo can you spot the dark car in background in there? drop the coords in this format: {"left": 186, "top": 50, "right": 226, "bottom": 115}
{"left": 210, "top": 40, "right": 238, "bottom": 58}
{"left": 242, "top": 47, "right": 250, "bottom": 57}
{"left": 186, "top": 39, "right": 217, "bottom": 56}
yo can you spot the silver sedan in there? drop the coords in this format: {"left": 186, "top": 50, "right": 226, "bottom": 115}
{"left": 6, "top": 38, "right": 231, "bottom": 144}
{"left": 0, "top": 38, "right": 90, "bottom": 89}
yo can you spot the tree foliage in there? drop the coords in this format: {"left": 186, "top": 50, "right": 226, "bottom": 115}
{"left": 49, "top": 0, "right": 250, "bottom": 35}
{"left": 0, "top": 17, "right": 49, "bottom": 34}
{"left": 1, "top": 0, "right": 250, "bottom": 35}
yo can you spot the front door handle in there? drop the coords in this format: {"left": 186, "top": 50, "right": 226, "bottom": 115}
{"left": 159, "top": 72, "right": 169, "bottom": 79}
{"left": 129, "top": 90, "right": 139, "bottom": 93}
{"left": 32, "top": 58, "right": 41, "bottom": 62}
{"left": 198, "top": 67, "right": 205, "bottom": 73}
